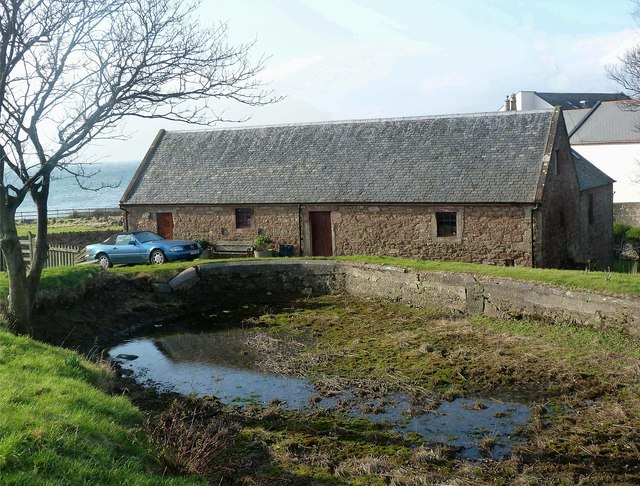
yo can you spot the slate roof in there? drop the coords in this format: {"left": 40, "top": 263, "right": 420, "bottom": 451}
{"left": 536, "top": 92, "right": 630, "bottom": 110}
{"left": 121, "top": 110, "right": 558, "bottom": 206}
{"left": 565, "top": 101, "right": 640, "bottom": 144}
{"left": 572, "top": 150, "right": 616, "bottom": 190}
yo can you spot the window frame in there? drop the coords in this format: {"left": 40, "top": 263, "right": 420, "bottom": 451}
{"left": 234, "top": 208, "right": 254, "bottom": 230}
{"left": 435, "top": 211, "right": 458, "bottom": 238}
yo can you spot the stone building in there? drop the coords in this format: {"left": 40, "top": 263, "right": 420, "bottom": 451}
{"left": 120, "top": 108, "right": 614, "bottom": 268}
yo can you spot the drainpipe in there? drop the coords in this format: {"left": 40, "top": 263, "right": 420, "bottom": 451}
{"left": 122, "top": 206, "right": 129, "bottom": 231}
{"left": 530, "top": 204, "right": 539, "bottom": 267}
{"left": 298, "top": 204, "right": 303, "bottom": 256}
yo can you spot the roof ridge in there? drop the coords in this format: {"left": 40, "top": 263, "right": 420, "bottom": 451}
{"left": 164, "top": 109, "right": 554, "bottom": 134}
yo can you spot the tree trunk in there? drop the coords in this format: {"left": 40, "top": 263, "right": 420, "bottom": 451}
{"left": 0, "top": 175, "right": 50, "bottom": 334}
{"left": 0, "top": 203, "right": 34, "bottom": 334}
{"left": 28, "top": 177, "right": 50, "bottom": 299}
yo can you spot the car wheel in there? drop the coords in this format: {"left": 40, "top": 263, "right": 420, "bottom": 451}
{"left": 97, "top": 253, "right": 112, "bottom": 269}
{"left": 150, "top": 249, "right": 166, "bottom": 265}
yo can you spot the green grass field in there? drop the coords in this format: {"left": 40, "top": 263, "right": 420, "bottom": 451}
{"left": 0, "top": 330, "right": 202, "bottom": 485}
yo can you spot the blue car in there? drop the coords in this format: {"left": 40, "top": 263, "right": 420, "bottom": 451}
{"left": 85, "top": 231, "right": 202, "bottom": 269}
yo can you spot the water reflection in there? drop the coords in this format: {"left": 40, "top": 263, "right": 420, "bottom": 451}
{"left": 110, "top": 327, "right": 530, "bottom": 459}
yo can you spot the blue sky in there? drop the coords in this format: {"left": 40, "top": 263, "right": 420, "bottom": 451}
{"left": 92, "top": 0, "right": 640, "bottom": 161}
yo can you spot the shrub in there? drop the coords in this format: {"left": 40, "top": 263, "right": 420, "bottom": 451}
{"left": 146, "top": 398, "right": 235, "bottom": 478}
{"left": 626, "top": 226, "right": 640, "bottom": 243}
{"left": 193, "top": 238, "right": 210, "bottom": 251}
{"left": 253, "top": 234, "right": 273, "bottom": 251}
{"left": 613, "top": 222, "right": 632, "bottom": 243}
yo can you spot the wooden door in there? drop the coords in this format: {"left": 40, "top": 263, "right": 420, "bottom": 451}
{"left": 156, "top": 212, "right": 174, "bottom": 239}
{"left": 310, "top": 211, "right": 332, "bottom": 256}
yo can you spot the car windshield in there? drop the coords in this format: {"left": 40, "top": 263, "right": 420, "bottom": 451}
{"left": 134, "top": 232, "right": 164, "bottom": 243}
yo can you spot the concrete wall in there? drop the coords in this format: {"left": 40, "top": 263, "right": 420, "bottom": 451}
{"left": 162, "top": 260, "right": 640, "bottom": 337}
{"left": 614, "top": 202, "right": 640, "bottom": 226}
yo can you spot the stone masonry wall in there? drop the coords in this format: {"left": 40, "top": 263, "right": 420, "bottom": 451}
{"left": 614, "top": 202, "right": 640, "bottom": 227}
{"left": 536, "top": 116, "right": 582, "bottom": 268}
{"left": 125, "top": 205, "right": 302, "bottom": 253}
{"left": 161, "top": 260, "right": 640, "bottom": 337}
{"left": 126, "top": 203, "right": 534, "bottom": 265}
{"left": 317, "top": 204, "right": 533, "bottom": 266}
{"left": 579, "top": 185, "right": 614, "bottom": 268}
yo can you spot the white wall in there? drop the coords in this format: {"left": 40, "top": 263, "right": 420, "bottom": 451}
{"left": 498, "top": 91, "right": 553, "bottom": 111}
{"left": 572, "top": 143, "right": 640, "bottom": 202}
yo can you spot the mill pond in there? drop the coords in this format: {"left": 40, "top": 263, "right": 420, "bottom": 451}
{"left": 110, "top": 324, "right": 531, "bottom": 460}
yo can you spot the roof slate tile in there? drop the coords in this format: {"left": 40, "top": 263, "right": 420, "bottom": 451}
{"left": 123, "top": 111, "right": 557, "bottom": 205}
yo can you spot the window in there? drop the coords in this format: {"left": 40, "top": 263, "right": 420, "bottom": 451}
{"left": 554, "top": 149, "right": 561, "bottom": 176}
{"left": 436, "top": 212, "right": 457, "bottom": 237}
{"left": 588, "top": 193, "right": 594, "bottom": 225}
{"left": 235, "top": 208, "right": 253, "bottom": 229}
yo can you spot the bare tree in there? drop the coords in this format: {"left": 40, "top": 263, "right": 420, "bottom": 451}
{"left": 0, "top": 0, "right": 276, "bottom": 332}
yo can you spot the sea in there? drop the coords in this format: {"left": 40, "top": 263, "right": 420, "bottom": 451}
{"left": 15, "top": 161, "right": 139, "bottom": 218}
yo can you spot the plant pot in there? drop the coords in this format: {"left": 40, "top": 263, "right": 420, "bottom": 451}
{"left": 254, "top": 249, "right": 272, "bottom": 258}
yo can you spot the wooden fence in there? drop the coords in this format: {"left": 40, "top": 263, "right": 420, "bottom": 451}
{"left": 0, "top": 232, "right": 85, "bottom": 271}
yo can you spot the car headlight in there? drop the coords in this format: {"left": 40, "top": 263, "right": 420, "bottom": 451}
{"left": 170, "top": 246, "right": 183, "bottom": 252}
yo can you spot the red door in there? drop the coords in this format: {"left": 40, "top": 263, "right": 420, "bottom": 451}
{"left": 156, "top": 213, "right": 174, "bottom": 239}
{"left": 310, "top": 211, "right": 332, "bottom": 256}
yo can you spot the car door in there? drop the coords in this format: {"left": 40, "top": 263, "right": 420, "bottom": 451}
{"left": 109, "top": 234, "right": 140, "bottom": 264}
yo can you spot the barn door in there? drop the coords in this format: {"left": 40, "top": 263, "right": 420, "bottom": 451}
{"left": 309, "top": 211, "right": 332, "bottom": 256}
{"left": 156, "top": 212, "right": 174, "bottom": 239}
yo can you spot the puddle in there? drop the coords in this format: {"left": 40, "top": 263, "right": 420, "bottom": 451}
{"left": 109, "top": 326, "right": 530, "bottom": 459}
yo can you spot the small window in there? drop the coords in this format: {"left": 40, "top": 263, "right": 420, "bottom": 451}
{"left": 554, "top": 149, "right": 561, "bottom": 176}
{"left": 588, "top": 193, "right": 594, "bottom": 225}
{"left": 235, "top": 208, "right": 253, "bottom": 229}
{"left": 436, "top": 212, "right": 457, "bottom": 237}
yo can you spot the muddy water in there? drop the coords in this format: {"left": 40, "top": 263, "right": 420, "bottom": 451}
{"left": 109, "top": 326, "right": 530, "bottom": 460}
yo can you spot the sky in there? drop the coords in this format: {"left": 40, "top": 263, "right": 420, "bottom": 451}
{"left": 88, "top": 0, "right": 640, "bottom": 162}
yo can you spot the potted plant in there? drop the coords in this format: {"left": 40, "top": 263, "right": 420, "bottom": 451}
{"left": 253, "top": 234, "right": 273, "bottom": 258}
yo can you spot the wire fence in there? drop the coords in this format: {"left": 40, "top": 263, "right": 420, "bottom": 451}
{"left": 14, "top": 207, "right": 121, "bottom": 222}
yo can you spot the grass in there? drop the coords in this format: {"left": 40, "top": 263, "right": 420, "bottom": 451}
{"left": 213, "top": 295, "right": 640, "bottom": 483}
{"left": 15, "top": 216, "right": 123, "bottom": 237}
{"left": 0, "top": 329, "right": 203, "bottom": 485}
{"left": 0, "top": 265, "right": 101, "bottom": 301}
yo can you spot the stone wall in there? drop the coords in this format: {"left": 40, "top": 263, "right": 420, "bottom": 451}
{"left": 578, "top": 184, "right": 614, "bottom": 268}
{"left": 303, "top": 204, "right": 533, "bottom": 266}
{"left": 160, "top": 260, "right": 640, "bottom": 337}
{"left": 614, "top": 202, "right": 640, "bottom": 227}
{"left": 535, "top": 116, "right": 582, "bottom": 268}
{"left": 125, "top": 205, "right": 301, "bottom": 253}
{"left": 125, "top": 203, "right": 535, "bottom": 266}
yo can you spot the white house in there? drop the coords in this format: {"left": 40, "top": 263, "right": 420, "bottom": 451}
{"left": 499, "top": 91, "right": 639, "bottom": 205}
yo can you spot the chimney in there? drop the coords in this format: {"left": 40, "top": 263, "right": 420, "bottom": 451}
{"left": 504, "top": 96, "right": 510, "bottom": 111}
{"left": 510, "top": 93, "right": 517, "bottom": 111}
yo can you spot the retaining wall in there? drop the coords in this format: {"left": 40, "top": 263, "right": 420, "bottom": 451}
{"left": 160, "top": 260, "right": 640, "bottom": 337}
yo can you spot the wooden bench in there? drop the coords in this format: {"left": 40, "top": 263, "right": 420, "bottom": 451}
{"left": 214, "top": 240, "right": 253, "bottom": 258}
